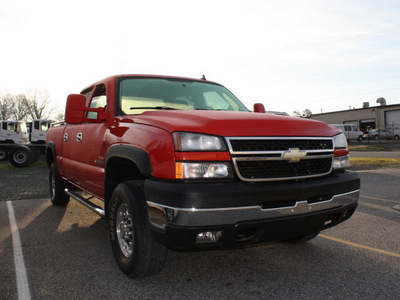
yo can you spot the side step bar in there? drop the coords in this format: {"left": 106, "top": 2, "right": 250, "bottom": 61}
{"left": 64, "top": 188, "right": 105, "bottom": 216}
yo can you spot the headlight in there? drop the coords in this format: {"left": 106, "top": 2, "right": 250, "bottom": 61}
{"left": 176, "top": 162, "right": 233, "bottom": 179}
{"left": 333, "top": 133, "right": 349, "bottom": 170}
{"left": 333, "top": 132, "right": 348, "bottom": 149}
{"left": 173, "top": 132, "right": 226, "bottom": 151}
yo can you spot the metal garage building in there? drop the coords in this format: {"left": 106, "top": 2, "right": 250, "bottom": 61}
{"left": 310, "top": 102, "right": 400, "bottom": 134}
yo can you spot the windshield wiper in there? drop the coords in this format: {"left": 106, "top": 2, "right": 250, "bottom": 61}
{"left": 130, "top": 106, "right": 179, "bottom": 110}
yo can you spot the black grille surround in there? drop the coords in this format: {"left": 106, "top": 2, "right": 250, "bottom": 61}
{"left": 226, "top": 137, "right": 334, "bottom": 182}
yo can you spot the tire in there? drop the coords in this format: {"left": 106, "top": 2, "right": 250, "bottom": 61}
{"left": 374, "top": 135, "right": 379, "bottom": 140}
{"left": 9, "top": 146, "right": 31, "bottom": 168}
{"left": 109, "top": 181, "right": 167, "bottom": 277}
{"left": 49, "top": 163, "right": 70, "bottom": 206}
{"left": 357, "top": 136, "right": 363, "bottom": 142}
{"left": 394, "top": 135, "right": 399, "bottom": 140}
{"left": 0, "top": 148, "right": 8, "bottom": 161}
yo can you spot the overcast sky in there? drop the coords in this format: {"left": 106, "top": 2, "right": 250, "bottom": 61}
{"left": 1, "top": 0, "right": 400, "bottom": 117}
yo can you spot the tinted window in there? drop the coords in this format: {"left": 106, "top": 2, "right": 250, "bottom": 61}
{"left": 87, "top": 85, "right": 107, "bottom": 119}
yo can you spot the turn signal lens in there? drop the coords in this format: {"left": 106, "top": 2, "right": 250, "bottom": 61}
{"left": 176, "top": 162, "right": 233, "bottom": 179}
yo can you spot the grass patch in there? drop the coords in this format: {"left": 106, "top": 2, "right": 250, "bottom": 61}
{"left": 0, "top": 161, "right": 47, "bottom": 170}
{"left": 348, "top": 145, "right": 390, "bottom": 151}
{"left": 350, "top": 157, "right": 400, "bottom": 170}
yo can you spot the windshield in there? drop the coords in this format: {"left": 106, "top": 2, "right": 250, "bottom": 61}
{"left": 6, "top": 122, "right": 27, "bottom": 133}
{"left": 118, "top": 78, "right": 249, "bottom": 115}
{"left": 41, "top": 121, "right": 51, "bottom": 132}
{"left": 18, "top": 122, "right": 28, "bottom": 134}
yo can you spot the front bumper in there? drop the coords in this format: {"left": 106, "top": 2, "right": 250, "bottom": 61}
{"left": 145, "top": 171, "right": 360, "bottom": 249}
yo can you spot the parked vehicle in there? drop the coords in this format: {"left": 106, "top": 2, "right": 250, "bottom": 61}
{"left": 0, "top": 120, "right": 29, "bottom": 144}
{"left": 27, "top": 119, "right": 53, "bottom": 144}
{"left": 0, "top": 120, "right": 45, "bottom": 165}
{"left": 46, "top": 74, "right": 360, "bottom": 277}
{"left": 392, "top": 129, "right": 400, "bottom": 140}
{"left": 368, "top": 129, "right": 396, "bottom": 140}
{"left": 330, "top": 124, "right": 363, "bottom": 142}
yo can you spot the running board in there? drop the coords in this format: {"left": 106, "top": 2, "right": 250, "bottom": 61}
{"left": 64, "top": 188, "right": 105, "bottom": 216}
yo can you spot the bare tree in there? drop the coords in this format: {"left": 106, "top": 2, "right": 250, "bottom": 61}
{"left": 25, "top": 89, "right": 53, "bottom": 120}
{"left": 10, "top": 94, "right": 30, "bottom": 121}
{"left": 0, "top": 94, "right": 14, "bottom": 120}
{"left": 292, "top": 110, "right": 301, "bottom": 118}
{"left": 302, "top": 109, "right": 312, "bottom": 118}
{"left": 55, "top": 112, "right": 65, "bottom": 121}
{"left": 292, "top": 109, "right": 312, "bottom": 118}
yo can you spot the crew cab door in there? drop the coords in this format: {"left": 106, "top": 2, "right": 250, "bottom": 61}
{"left": 73, "top": 84, "right": 109, "bottom": 197}
{"left": 61, "top": 123, "right": 82, "bottom": 181}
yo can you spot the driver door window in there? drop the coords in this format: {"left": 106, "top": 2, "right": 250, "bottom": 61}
{"left": 87, "top": 84, "right": 107, "bottom": 119}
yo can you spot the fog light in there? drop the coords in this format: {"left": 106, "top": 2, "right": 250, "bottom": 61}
{"left": 196, "top": 231, "right": 223, "bottom": 244}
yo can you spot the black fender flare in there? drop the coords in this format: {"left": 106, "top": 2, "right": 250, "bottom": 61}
{"left": 46, "top": 141, "right": 56, "bottom": 167}
{"left": 105, "top": 144, "right": 153, "bottom": 177}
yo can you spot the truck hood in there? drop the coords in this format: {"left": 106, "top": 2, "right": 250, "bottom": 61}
{"left": 126, "top": 110, "right": 339, "bottom": 137}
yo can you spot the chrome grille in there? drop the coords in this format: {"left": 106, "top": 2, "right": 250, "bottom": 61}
{"left": 226, "top": 137, "right": 334, "bottom": 182}
{"left": 230, "top": 139, "right": 333, "bottom": 152}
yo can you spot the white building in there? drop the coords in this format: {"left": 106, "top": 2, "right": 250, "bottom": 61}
{"left": 310, "top": 102, "right": 400, "bottom": 133}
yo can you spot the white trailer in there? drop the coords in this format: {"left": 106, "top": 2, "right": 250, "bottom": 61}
{"left": 0, "top": 120, "right": 29, "bottom": 144}
{"left": 0, "top": 120, "right": 44, "bottom": 167}
{"left": 27, "top": 119, "right": 53, "bottom": 144}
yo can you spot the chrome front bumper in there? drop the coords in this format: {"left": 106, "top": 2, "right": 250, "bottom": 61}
{"left": 147, "top": 189, "right": 359, "bottom": 230}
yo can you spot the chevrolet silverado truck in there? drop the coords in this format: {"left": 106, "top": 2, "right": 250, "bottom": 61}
{"left": 46, "top": 75, "right": 360, "bottom": 277}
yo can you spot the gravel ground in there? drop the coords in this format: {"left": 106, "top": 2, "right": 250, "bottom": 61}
{"left": 0, "top": 157, "right": 49, "bottom": 201}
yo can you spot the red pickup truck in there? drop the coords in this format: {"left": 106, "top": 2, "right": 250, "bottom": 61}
{"left": 46, "top": 75, "right": 360, "bottom": 277}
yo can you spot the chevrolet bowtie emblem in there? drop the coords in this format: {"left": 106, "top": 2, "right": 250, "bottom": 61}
{"left": 282, "top": 148, "right": 307, "bottom": 162}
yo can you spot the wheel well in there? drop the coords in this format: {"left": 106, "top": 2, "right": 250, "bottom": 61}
{"left": 105, "top": 157, "right": 146, "bottom": 217}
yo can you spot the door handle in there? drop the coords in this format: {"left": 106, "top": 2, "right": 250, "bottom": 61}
{"left": 63, "top": 133, "right": 68, "bottom": 142}
{"left": 76, "top": 132, "right": 83, "bottom": 143}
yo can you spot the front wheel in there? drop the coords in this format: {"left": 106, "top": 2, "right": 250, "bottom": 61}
{"left": 109, "top": 181, "right": 167, "bottom": 277}
{"left": 357, "top": 136, "right": 363, "bottom": 142}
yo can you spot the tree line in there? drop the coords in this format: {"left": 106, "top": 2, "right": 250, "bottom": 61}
{"left": 0, "top": 90, "right": 58, "bottom": 121}
{"left": 292, "top": 109, "right": 312, "bottom": 118}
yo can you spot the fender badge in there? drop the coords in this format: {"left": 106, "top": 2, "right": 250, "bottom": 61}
{"left": 282, "top": 148, "right": 307, "bottom": 163}
{"left": 94, "top": 156, "right": 105, "bottom": 165}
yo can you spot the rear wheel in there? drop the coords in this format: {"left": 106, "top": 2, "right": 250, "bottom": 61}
{"left": 0, "top": 148, "right": 8, "bottom": 161}
{"left": 9, "top": 147, "right": 31, "bottom": 168}
{"left": 109, "top": 181, "right": 167, "bottom": 277}
{"left": 49, "top": 163, "right": 70, "bottom": 206}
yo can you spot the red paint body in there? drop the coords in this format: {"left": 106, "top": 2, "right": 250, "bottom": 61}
{"left": 46, "top": 75, "right": 343, "bottom": 200}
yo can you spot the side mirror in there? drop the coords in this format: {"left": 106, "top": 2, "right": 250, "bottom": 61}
{"left": 253, "top": 103, "right": 266, "bottom": 113}
{"left": 65, "top": 94, "right": 86, "bottom": 124}
{"left": 65, "top": 94, "right": 107, "bottom": 124}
